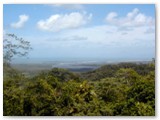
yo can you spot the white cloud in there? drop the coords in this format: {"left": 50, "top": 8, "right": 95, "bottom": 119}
{"left": 37, "top": 12, "right": 92, "bottom": 32}
{"left": 51, "top": 4, "right": 84, "bottom": 10}
{"left": 127, "top": 8, "right": 139, "bottom": 19}
{"left": 11, "top": 14, "right": 29, "bottom": 28}
{"left": 33, "top": 25, "right": 153, "bottom": 49}
{"left": 26, "top": 24, "right": 155, "bottom": 59}
{"left": 105, "top": 8, "right": 154, "bottom": 27}
{"left": 105, "top": 12, "right": 118, "bottom": 22}
{"left": 54, "top": 25, "right": 155, "bottom": 48}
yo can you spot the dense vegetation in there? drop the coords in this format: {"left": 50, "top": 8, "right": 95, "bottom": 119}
{"left": 3, "top": 62, "right": 155, "bottom": 116}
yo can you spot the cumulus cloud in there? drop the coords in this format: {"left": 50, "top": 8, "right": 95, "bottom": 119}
{"left": 105, "top": 12, "right": 118, "bottom": 22}
{"left": 37, "top": 12, "right": 92, "bottom": 32}
{"left": 11, "top": 14, "right": 29, "bottom": 28}
{"left": 105, "top": 8, "right": 154, "bottom": 27}
{"left": 51, "top": 4, "right": 84, "bottom": 10}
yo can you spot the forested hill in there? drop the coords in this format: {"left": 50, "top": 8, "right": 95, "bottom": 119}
{"left": 81, "top": 62, "right": 155, "bottom": 81}
{"left": 3, "top": 62, "right": 155, "bottom": 116}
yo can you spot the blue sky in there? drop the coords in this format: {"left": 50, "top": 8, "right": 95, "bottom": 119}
{"left": 3, "top": 4, "right": 155, "bottom": 61}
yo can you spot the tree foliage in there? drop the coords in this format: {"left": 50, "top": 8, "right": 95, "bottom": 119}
{"left": 3, "top": 62, "right": 155, "bottom": 116}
